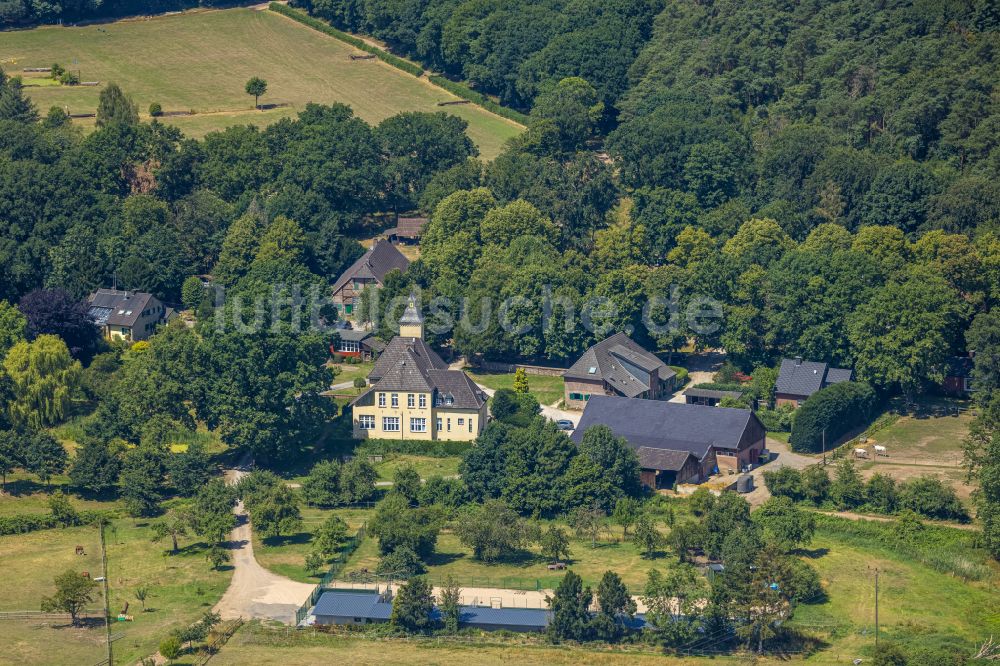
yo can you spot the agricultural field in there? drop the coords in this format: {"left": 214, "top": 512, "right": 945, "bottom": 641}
{"left": 466, "top": 370, "right": 566, "bottom": 407}
{"left": 0, "top": 515, "right": 231, "bottom": 665}
{"left": 0, "top": 7, "right": 522, "bottom": 158}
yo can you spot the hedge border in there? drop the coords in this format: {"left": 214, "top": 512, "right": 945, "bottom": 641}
{"left": 269, "top": 3, "right": 527, "bottom": 126}
{"left": 427, "top": 75, "right": 529, "bottom": 125}
{"left": 269, "top": 3, "right": 424, "bottom": 77}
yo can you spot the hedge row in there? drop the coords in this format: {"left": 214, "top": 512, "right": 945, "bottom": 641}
{"left": 269, "top": 3, "right": 424, "bottom": 77}
{"left": 428, "top": 75, "right": 529, "bottom": 125}
{"left": 691, "top": 381, "right": 747, "bottom": 392}
{"left": 354, "top": 438, "right": 472, "bottom": 458}
{"left": 789, "top": 381, "right": 878, "bottom": 453}
{"left": 0, "top": 509, "right": 117, "bottom": 536}
{"left": 669, "top": 366, "right": 689, "bottom": 386}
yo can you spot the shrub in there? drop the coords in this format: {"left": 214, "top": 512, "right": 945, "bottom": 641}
{"left": 669, "top": 366, "right": 689, "bottom": 386}
{"left": 762, "top": 466, "right": 803, "bottom": 501}
{"left": 159, "top": 635, "right": 182, "bottom": 661}
{"left": 789, "top": 381, "right": 877, "bottom": 453}
{"left": 377, "top": 545, "right": 425, "bottom": 577}
{"left": 353, "top": 377, "right": 367, "bottom": 389}
{"left": 148, "top": 102, "right": 162, "bottom": 117}
{"left": 58, "top": 70, "right": 79, "bottom": 85}
{"left": 898, "top": 476, "right": 968, "bottom": 522}
{"left": 756, "top": 405, "right": 794, "bottom": 432}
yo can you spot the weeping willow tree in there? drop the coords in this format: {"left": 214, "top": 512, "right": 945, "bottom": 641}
{"left": 2, "top": 334, "right": 81, "bottom": 429}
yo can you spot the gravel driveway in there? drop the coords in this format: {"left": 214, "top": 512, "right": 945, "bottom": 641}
{"left": 213, "top": 466, "right": 315, "bottom": 624}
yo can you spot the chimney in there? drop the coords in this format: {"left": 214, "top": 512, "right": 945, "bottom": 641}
{"left": 794, "top": 356, "right": 802, "bottom": 366}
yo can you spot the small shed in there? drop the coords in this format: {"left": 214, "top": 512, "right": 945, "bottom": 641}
{"left": 384, "top": 216, "right": 428, "bottom": 244}
{"left": 683, "top": 387, "right": 745, "bottom": 407}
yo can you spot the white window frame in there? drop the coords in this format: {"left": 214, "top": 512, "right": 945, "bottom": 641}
{"left": 358, "top": 415, "right": 375, "bottom": 430}
{"left": 436, "top": 417, "right": 442, "bottom": 431}
{"left": 339, "top": 340, "right": 360, "bottom": 353}
{"left": 410, "top": 417, "right": 427, "bottom": 433}
{"left": 419, "top": 394, "right": 427, "bottom": 408}
{"left": 407, "top": 394, "right": 415, "bottom": 408}
{"left": 378, "top": 393, "right": 386, "bottom": 407}
{"left": 391, "top": 393, "right": 399, "bottom": 408}
{"left": 382, "top": 416, "right": 400, "bottom": 432}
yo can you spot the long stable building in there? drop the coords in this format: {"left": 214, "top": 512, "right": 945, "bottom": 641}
{"left": 351, "top": 297, "right": 487, "bottom": 442}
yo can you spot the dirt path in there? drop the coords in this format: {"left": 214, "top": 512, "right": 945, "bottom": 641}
{"left": 213, "top": 465, "right": 315, "bottom": 624}
{"left": 742, "top": 437, "right": 820, "bottom": 507}
{"left": 815, "top": 509, "right": 980, "bottom": 532}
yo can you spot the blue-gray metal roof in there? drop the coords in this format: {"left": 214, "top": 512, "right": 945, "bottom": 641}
{"left": 313, "top": 591, "right": 390, "bottom": 619}
{"left": 457, "top": 606, "right": 550, "bottom": 628}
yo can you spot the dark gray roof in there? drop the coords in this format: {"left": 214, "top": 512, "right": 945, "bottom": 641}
{"left": 570, "top": 395, "right": 758, "bottom": 462}
{"left": 775, "top": 358, "right": 853, "bottom": 398}
{"left": 683, "top": 387, "right": 745, "bottom": 400}
{"left": 88, "top": 289, "right": 156, "bottom": 327}
{"left": 399, "top": 295, "right": 423, "bottom": 325}
{"left": 313, "top": 591, "right": 549, "bottom": 628}
{"left": 426, "top": 369, "right": 488, "bottom": 409}
{"left": 369, "top": 336, "right": 446, "bottom": 382}
{"left": 635, "top": 447, "right": 695, "bottom": 471}
{"left": 563, "top": 333, "right": 674, "bottom": 398}
{"left": 338, "top": 328, "right": 374, "bottom": 342}
{"left": 331, "top": 239, "right": 409, "bottom": 294}
{"left": 360, "top": 335, "right": 484, "bottom": 409}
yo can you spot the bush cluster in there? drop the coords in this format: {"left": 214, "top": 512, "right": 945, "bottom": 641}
{"left": 789, "top": 382, "right": 877, "bottom": 453}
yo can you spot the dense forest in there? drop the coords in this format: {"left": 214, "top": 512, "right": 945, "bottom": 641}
{"left": 0, "top": 0, "right": 236, "bottom": 25}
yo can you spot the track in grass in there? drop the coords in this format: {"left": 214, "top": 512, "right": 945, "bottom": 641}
{"left": 2, "top": 7, "right": 521, "bottom": 158}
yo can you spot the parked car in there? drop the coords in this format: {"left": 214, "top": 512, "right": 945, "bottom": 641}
{"left": 555, "top": 419, "right": 574, "bottom": 430}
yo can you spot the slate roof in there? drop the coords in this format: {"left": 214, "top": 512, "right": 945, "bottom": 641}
{"left": 87, "top": 289, "right": 156, "bottom": 328}
{"left": 563, "top": 333, "right": 675, "bottom": 398}
{"left": 331, "top": 239, "right": 409, "bottom": 294}
{"left": 570, "top": 395, "right": 759, "bottom": 464}
{"left": 635, "top": 447, "right": 696, "bottom": 472}
{"left": 359, "top": 336, "right": 485, "bottom": 410}
{"left": 369, "top": 336, "right": 447, "bottom": 382}
{"left": 425, "top": 369, "right": 488, "bottom": 409}
{"left": 775, "top": 358, "right": 853, "bottom": 398}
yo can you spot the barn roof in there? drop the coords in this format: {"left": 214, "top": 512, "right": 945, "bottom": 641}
{"left": 571, "top": 395, "right": 759, "bottom": 463}
{"left": 331, "top": 240, "right": 409, "bottom": 294}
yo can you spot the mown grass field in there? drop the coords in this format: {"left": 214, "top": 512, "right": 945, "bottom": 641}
{"left": 374, "top": 453, "right": 463, "bottom": 482}
{"left": 466, "top": 370, "right": 565, "bottom": 406}
{"left": 0, "top": 514, "right": 231, "bottom": 665}
{"left": 1, "top": 7, "right": 522, "bottom": 158}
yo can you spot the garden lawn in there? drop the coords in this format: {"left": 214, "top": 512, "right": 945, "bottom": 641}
{"left": 2, "top": 7, "right": 521, "bottom": 158}
{"left": 374, "top": 454, "right": 462, "bottom": 482}
{"left": 253, "top": 507, "right": 374, "bottom": 583}
{"left": 0, "top": 516, "right": 231, "bottom": 665}
{"left": 466, "top": 371, "right": 565, "bottom": 406}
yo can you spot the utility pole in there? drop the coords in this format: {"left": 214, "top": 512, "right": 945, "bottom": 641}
{"left": 822, "top": 428, "right": 827, "bottom": 465}
{"left": 100, "top": 521, "right": 113, "bottom": 666}
{"left": 874, "top": 567, "right": 880, "bottom": 648}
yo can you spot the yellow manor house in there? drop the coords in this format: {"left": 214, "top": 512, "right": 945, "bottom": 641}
{"left": 350, "top": 298, "right": 488, "bottom": 442}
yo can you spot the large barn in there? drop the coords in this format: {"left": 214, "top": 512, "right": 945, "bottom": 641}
{"left": 571, "top": 395, "right": 767, "bottom": 488}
